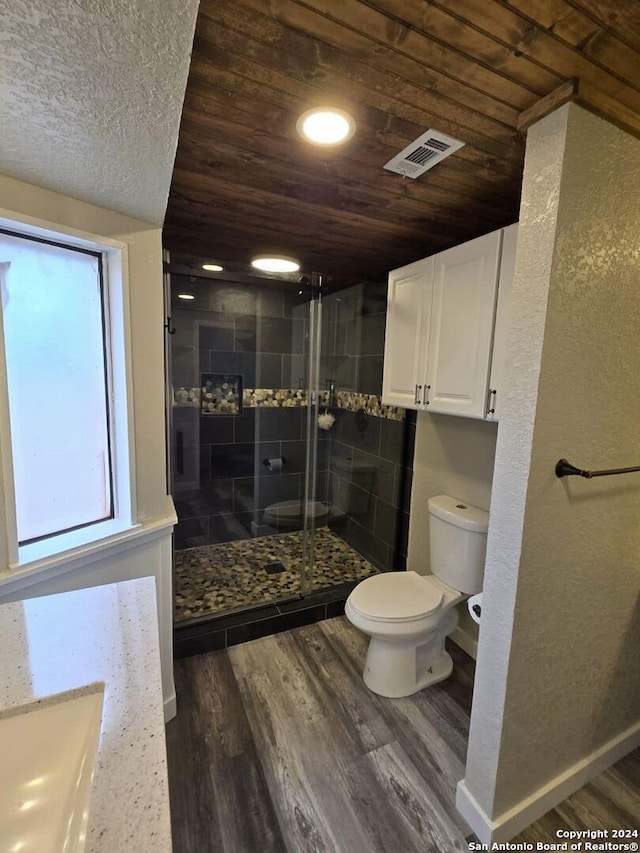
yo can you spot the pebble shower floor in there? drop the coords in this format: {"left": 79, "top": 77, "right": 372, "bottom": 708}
{"left": 174, "top": 528, "right": 379, "bottom": 621}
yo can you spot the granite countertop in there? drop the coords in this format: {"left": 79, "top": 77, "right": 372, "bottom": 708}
{"left": 0, "top": 577, "right": 171, "bottom": 852}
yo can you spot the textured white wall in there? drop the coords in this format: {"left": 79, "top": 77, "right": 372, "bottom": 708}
{"left": 464, "top": 103, "right": 640, "bottom": 821}
{"left": 1, "top": 0, "right": 198, "bottom": 224}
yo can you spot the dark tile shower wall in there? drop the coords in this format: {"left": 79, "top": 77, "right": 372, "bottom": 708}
{"left": 174, "top": 406, "right": 329, "bottom": 548}
{"left": 328, "top": 410, "right": 415, "bottom": 572}
{"left": 171, "top": 275, "right": 328, "bottom": 549}
{"left": 170, "top": 273, "right": 415, "bottom": 564}
{"left": 320, "top": 279, "right": 387, "bottom": 395}
{"left": 171, "top": 274, "right": 308, "bottom": 391}
{"left": 322, "top": 281, "right": 415, "bottom": 572}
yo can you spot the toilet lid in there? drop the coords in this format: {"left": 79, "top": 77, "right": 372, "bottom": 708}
{"left": 348, "top": 572, "right": 443, "bottom": 623}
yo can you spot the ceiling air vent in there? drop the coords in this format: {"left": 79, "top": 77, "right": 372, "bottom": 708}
{"left": 383, "top": 129, "right": 465, "bottom": 178}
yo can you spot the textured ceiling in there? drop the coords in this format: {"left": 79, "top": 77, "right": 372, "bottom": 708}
{"left": 1, "top": 0, "right": 198, "bottom": 225}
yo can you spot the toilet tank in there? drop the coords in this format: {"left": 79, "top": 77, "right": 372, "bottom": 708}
{"left": 428, "top": 495, "right": 489, "bottom": 594}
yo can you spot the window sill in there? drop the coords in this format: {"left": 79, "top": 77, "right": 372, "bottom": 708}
{"left": 0, "top": 504, "right": 176, "bottom": 591}
{"left": 17, "top": 518, "right": 138, "bottom": 568}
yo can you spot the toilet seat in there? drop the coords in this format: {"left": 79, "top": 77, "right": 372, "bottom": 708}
{"left": 348, "top": 571, "right": 443, "bottom": 623}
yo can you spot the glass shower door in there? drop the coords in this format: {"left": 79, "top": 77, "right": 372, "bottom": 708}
{"left": 168, "top": 266, "right": 328, "bottom": 621}
{"left": 167, "top": 263, "right": 400, "bottom": 628}
{"left": 301, "top": 276, "right": 323, "bottom": 595}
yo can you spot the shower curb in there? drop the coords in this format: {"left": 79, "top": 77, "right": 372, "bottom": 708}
{"left": 173, "top": 581, "right": 359, "bottom": 659}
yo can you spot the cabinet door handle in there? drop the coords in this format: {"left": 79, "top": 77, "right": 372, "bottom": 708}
{"left": 487, "top": 388, "right": 497, "bottom": 416}
{"left": 423, "top": 384, "right": 431, "bottom": 406}
{"left": 415, "top": 384, "right": 422, "bottom": 405}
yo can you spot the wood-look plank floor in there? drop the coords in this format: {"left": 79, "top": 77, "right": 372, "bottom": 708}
{"left": 166, "top": 617, "right": 640, "bottom": 852}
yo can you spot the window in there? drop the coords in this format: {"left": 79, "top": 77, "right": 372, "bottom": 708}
{"left": 0, "top": 228, "right": 119, "bottom": 552}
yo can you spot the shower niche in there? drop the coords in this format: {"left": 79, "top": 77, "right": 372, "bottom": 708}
{"left": 200, "top": 373, "right": 243, "bottom": 416}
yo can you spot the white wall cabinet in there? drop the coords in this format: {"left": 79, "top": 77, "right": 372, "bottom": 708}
{"left": 381, "top": 256, "right": 434, "bottom": 409}
{"left": 427, "top": 231, "right": 501, "bottom": 417}
{"left": 383, "top": 225, "right": 517, "bottom": 419}
{"left": 382, "top": 258, "right": 433, "bottom": 409}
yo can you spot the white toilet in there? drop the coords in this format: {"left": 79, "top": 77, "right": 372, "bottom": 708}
{"left": 345, "top": 495, "right": 489, "bottom": 698}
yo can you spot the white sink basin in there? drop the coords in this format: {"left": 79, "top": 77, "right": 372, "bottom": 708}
{"left": 0, "top": 684, "right": 105, "bottom": 853}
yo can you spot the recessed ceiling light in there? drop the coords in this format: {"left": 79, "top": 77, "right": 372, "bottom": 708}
{"left": 251, "top": 256, "right": 300, "bottom": 273}
{"left": 177, "top": 293, "right": 195, "bottom": 300}
{"left": 297, "top": 107, "right": 356, "bottom": 146}
{"left": 202, "top": 263, "right": 223, "bottom": 271}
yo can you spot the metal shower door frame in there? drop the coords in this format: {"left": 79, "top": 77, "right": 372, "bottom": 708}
{"left": 301, "top": 273, "right": 323, "bottom": 595}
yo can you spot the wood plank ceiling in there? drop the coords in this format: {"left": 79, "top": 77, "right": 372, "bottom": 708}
{"left": 163, "top": 0, "right": 640, "bottom": 287}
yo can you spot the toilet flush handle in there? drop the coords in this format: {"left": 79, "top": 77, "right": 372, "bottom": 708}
{"left": 472, "top": 603, "right": 482, "bottom": 619}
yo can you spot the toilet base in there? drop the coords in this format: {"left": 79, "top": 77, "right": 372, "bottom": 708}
{"left": 360, "top": 608, "right": 458, "bottom": 698}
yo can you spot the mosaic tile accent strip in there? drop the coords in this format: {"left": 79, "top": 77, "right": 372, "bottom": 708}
{"left": 174, "top": 386, "right": 404, "bottom": 420}
{"left": 334, "top": 391, "right": 405, "bottom": 421}
{"left": 174, "top": 386, "right": 201, "bottom": 407}
{"left": 174, "top": 527, "right": 379, "bottom": 621}
{"left": 243, "top": 388, "right": 313, "bottom": 408}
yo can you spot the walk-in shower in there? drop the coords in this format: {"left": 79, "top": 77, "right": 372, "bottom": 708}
{"left": 165, "top": 262, "right": 414, "bottom": 644}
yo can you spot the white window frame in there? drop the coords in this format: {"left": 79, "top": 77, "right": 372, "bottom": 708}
{"left": 0, "top": 212, "right": 138, "bottom": 571}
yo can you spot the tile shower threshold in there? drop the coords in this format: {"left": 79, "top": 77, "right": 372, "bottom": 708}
{"left": 175, "top": 591, "right": 307, "bottom": 631}
{"left": 173, "top": 581, "right": 360, "bottom": 659}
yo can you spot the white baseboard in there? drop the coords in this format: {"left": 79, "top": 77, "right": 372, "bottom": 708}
{"left": 164, "top": 692, "right": 177, "bottom": 723}
{"left": 457, "top": 718, "right": 640, "bottom": 844}
{"left": 450, "top": 625, "right": 478, "bottom": 660}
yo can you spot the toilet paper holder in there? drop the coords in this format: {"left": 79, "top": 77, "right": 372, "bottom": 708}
{"left": 467, "top": 593, "right": 483, "bottom": 625}
{"left": 263, "top": 457, "right": 286, "bottom": 472}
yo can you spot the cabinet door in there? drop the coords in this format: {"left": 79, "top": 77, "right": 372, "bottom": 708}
{"left": 487, "top": 223, "right": 518, "bottom": 421}
{"left": 382, "top": 257, "right": 434, "bottom": 409}
{"left": 425, "top": 231, "right": 502, "bottom": 418}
